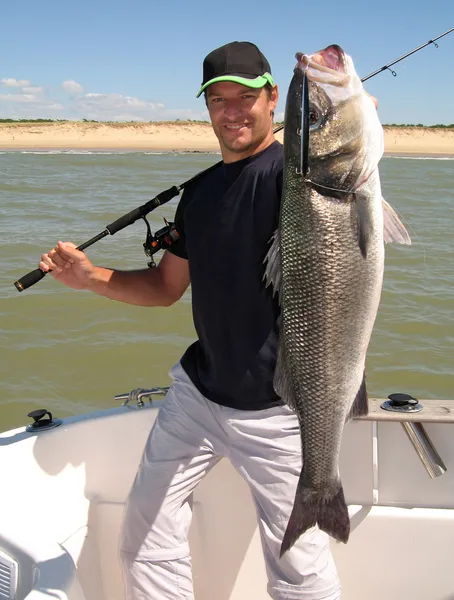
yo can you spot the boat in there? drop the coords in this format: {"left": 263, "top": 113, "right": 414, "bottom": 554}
{"left": 0, "top": 389, "right": 453, "bottom": 600}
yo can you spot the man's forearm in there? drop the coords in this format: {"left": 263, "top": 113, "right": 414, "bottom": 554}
{"left": 86, "top": 267, "right": 175, "bottom": 307}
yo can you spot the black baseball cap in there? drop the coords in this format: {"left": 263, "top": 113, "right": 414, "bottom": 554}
{"left": 196, "top": 41, "right": 274, "bottom": 98}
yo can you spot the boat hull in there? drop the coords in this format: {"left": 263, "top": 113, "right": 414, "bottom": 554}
{"left": 1, "top": 401, "right": 453, "bottom": 599}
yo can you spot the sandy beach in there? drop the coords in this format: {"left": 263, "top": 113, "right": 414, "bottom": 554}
{"left": 0, "top": 122, "right": 453, "bottom": 155}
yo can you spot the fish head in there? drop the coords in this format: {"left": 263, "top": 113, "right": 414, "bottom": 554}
{"left": 289, "top": 45, "right": 383, "bottom": 192}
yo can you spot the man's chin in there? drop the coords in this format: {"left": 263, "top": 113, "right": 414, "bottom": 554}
{"left": 222, "top": 137, "right": 253, "bottom": 154}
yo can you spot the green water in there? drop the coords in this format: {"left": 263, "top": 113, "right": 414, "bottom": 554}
{"left": 1, "top": 151, "right": 453, "bottom": 432}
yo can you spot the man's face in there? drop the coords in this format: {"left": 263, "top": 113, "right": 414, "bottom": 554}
{"left": 206, "top": 81, "right": 278, "bottom": 163}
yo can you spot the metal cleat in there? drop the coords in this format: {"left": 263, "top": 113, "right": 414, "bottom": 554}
{"left": 114, "top": 387, "right": 169, "bottom": 407}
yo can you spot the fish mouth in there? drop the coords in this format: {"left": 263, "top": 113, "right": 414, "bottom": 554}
{"left": 295, "top": 45, "right": 350, "bottom": 87}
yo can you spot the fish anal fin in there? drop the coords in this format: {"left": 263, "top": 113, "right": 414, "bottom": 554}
{"left": 347, "top": 371, "right": 368, "bottom": 421}
{"left": 273, "top": 335, "right": 299, "bottom": 411}
{"left": 382, "top": 197, "right": 411, "bottom": 245}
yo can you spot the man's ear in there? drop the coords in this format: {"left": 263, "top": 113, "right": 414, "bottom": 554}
{"left": 270, "top": 85, "right": 279, "bottom": 111}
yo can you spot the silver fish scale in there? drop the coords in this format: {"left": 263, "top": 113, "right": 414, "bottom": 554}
{"left": 279, "top": 174, "right": 381, "bottom": 490}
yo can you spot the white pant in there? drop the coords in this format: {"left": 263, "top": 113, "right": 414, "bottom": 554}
{"left": 119, "top": 363, "right": 340, "bottom": 600}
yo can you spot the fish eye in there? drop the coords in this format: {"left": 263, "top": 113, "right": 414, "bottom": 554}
{"left": 308, "top": 106, "right": 322, "bottom": 129}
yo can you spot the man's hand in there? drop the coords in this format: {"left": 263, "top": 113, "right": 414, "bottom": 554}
{"left": 39, "top": 244, "right": 190, "bottom": 306}
{"left": 39, "top": 241, "right": 95, "bottom": 290}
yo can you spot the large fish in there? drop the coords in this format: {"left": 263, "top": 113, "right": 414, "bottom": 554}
{"left": 265, "top": 45, "right": 410, "bottom": 556}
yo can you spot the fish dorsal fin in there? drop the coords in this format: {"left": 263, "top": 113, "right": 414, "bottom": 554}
{"left": 382, "top": 198, "right": 412, "bottom": 244}
{"left": 346, "top": 371, "right": 368, "bottom": 421}
{"left": 264, "top": 236, "right": 298, "bottom": 409}
{"left": 263, "top": 228, "right": 282, "bottom": 299}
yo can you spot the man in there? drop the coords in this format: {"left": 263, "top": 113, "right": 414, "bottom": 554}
{"left": 40, "top": 42, "right": 341, "bottom": 599}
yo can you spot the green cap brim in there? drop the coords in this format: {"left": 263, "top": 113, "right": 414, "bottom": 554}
{"left": 196, "top": 72, "right": 274, "bottom": 98}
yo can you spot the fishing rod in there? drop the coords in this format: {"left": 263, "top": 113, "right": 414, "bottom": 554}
{"left": 13, "top": 163, "right": 220, "bottom": 291}
{"left": 14, "top": 27, "right": 454, "bottom": 292}
{"left": 361, "top": 27, "right": 454, "bottom": 82}
{"left": 273, "top": 26, "right": 454, "bottom": 135}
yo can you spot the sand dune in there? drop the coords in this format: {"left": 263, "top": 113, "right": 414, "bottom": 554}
{"left": 0, "top": 122, "right": 453, "bottom": 155}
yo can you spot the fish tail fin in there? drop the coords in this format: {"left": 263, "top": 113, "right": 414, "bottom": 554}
{"left": 280, "top": 481, "right": 350, "bottom": 558}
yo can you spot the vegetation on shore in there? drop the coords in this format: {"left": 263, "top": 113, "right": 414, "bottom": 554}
{"left": 0, "top": 118, "right": 211, "bottom": 125}
{"left": 0, "top": 118, "right": 453, "bottom": 128}
{"left": 383, "top": 123, "right": 454, "bottom": 128}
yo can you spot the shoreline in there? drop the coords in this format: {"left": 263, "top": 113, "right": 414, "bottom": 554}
{"left": 2, "top": 147, "right": 453, "bottom": 158}
{"left": 0, "top": 122, "right": 453, "bottom": 156}
{"left": 2, "top": 148, "right": 453, "bottom": 160}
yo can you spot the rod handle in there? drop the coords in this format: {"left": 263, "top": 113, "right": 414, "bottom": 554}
{"left": 106, "top": 206, "right": 145, "bottom": 235}
{"left": 14, "top": 268, "right": 47, "bottom": 292}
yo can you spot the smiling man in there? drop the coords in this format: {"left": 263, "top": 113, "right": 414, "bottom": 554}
{"left": 198, "top": 42, "right": 279, "bottom": 161}
{"left": 40, "top": 41, "right": 341, "bottom": 600}
{"left": 119, "top": 42, "right": 340, "bottom": 600}
{"left": 205, "top": 79, "right": 277, "bottom": 159}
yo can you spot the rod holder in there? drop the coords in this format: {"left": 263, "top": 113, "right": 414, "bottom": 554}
{"left": 381, "top": 393, "right": 447, "bottom": 478}
{"left": 401, "top": 421, "right": 447, "bottom": 478}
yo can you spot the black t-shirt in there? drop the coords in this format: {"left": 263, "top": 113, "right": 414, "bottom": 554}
{"left": 168, "top": 141, "right": 284, "bottom": 410}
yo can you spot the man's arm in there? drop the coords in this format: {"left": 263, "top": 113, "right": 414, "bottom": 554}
{"left": 39, "top": 241, "right": 190, "bottom": 307}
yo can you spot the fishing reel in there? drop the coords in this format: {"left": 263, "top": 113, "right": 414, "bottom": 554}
{"left": 142, "top": 216, "right": 180, "bottom": 267}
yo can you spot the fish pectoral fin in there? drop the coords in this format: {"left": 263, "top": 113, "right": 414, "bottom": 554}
{"left": 263, "top": 228, "right": 281, "bottom": 299}
{"left": 346, "top": 371, "right": 368, "bottom": 421}
{"left": 354, "top": 190, "right": 373, "bottom": 259}
{"left": 382, "top": 198, "right": 412, "bottom": 245}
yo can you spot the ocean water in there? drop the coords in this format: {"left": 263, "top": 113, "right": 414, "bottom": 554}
{"left": 0, "top": 150, "right": 453, "bottom": 432}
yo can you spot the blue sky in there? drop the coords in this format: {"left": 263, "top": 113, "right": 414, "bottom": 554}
{"left": 1, "top": 0, "right": 453, "bottom": 125}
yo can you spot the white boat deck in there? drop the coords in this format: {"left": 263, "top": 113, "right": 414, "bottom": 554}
{"left": 1, "top": 396, "right": 453, "bottom": 600}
